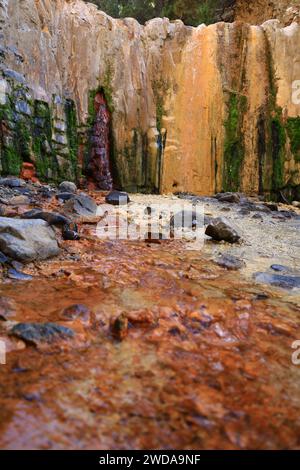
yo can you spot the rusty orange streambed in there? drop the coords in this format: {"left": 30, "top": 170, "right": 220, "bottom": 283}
{"left": 0, "top": 237, "right": 300, "bottom": 449}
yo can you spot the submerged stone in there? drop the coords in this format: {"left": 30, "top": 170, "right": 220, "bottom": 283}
{"left": 61, "top": 304, "right": 90, "bottom": 323}
{"left": 215, "top": 254, "right": 245, "bottom": 270}
{"left": 7, "top": 268, "right": 33, "bottom": 281}
{"left": 254, "top": 272, "right": 300, "bottom": 289}
{"left": 11, "top": 322, "right": 74, "bottom": 345}
{"left": 270, "top": 264, "right": 289, "bottom": 273}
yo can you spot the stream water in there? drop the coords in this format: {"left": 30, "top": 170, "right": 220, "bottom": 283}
{"left": 0, "top": 225, "right": 300, "bottom": 449}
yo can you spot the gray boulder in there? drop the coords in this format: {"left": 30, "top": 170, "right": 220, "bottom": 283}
{"left": 11, "top": 322, "right": 74, "bottom": 345}
{"left": 0, "top": 177, "right": 25, "bottom": 188}
{"left": 205, "top": 217, "right": 241, "bottom": 243}
{"left": 63, "top": 193, "right": 97, "bottom": 217}
{"left": 0, "top": 217, "right": 60, "bottom": 262}
{"left": 215, "top": 192, "right": 241, "bottom": 204}
{"left": 58, "top": 181, "right": 77, "bottom": 194}
{"left": 105, "top": 191, "right": 130, "bottom": 206}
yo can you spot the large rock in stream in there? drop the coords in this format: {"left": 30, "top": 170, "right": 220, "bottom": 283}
{"left": 205, "top": 217, "right": 241, "bottom": 243}
{"left": 62, "top": 194, "right": 97, "bottom": 217}
{"left": 0, "top": 217, "right": 59, "bottom": 262}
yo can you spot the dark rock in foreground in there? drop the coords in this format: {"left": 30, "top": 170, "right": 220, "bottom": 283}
{"left": 62, "top": 223, "right": 80, "bottom": 241}
{"left": 105, "top": 191, "right": 130, "bottom": 206}
{"left": 205, "top": 217, "right": 241, "bottom": 243}
{"left": 21, "top": 209, "right": 71, "bottom": 227}
{"left": 11, "top": 322, "right": 74, "bottom": 345}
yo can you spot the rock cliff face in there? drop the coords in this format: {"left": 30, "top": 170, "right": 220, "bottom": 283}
{"left": 0, "top": 0, "right": 299, "bottom": 198}
{"left": 235, "top": 0, "right": 300, "bottom": 26}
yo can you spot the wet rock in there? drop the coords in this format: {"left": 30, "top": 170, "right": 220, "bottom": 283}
{"left": 0, "top": 218, "right": 59, "bottom": 263}
{"left": 0, "top": 297, "right": 16, "bottom": 321}
{"left": 6, "top": 195, "right": 30, "bottom": 206}
{"left": 63, "top": 194, "right": 97, "bottom": 216}
{"left": 204, "top": 215, "right": 213, "bottom": 226}
{"left": 111, "top": 313, "right": 128, "bottom": 340}
{"left": 7, "top": 268, "right": 33, "bottom": 281}
{"left": 271, "top": 264, "right": 290, "bottom": 273}
{"left": 0, "top": 251, "right": 9, "bottom": 264}
{"left": 252, "top": 213, "right": 263, "bottom": 220}
{"left": 62, "top": 223, "right": 80, "bottom": 241}
{"left": 56, "top": 192, "right": 75, "bottom": 202}
{"left": 0, "top": 177, "right": 25, "bottom": 188}
{"left": 3, "top": 68, "right": 26, "bottom": 84}
{"left": 254, "top": 293, "right": 269, "bottom": 301}
{"left": 10, "top": 322, "right": 74, "bottom": 345}
{"left": 272, "top": 211, "right": 296, "bottom": 221}
{"left": 238, "top": 208, "right": 251, "bottom": 216}
{"left": 215, "top": 192, "right": 240, "bottom": 203}
{"left": 61, "top": 304, "right": 90, "bottom": 323}
{"left": 105, "top": 191, "right": 130, "bottom": 206}
{"left": 215, "top": 254, "right": 245, "bottom": 270}
{"left": 292, "top": 201, "right": 300, "bottom": 208}
{"left": 39, "top": 187, "right": 54, "bottom": 199}
{"left": 58, "top": 181, "right": 77, "bottom": 193}
{"left": 21, "top": 209, "right": 71, "bottom": 227}
{"left": 254, "top": 272, "right": 300, "bottom": 289}
{"left": 205, "top": 217, "right": 241, "bottom": 243}
{"left": 9, "top": 260, "right": 24, "bottom": 271}
{"left": 239, "top": 201, "right": 271, "bottom": 213}
{"left": 263, "top": 203, "right": 278, "bottom": 212}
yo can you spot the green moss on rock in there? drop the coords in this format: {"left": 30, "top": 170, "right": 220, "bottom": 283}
{"left": 65, "top": 99, "right": 79, "bottom": 179}
{"left": 223, "top": 92, "right": 247, "bottom": 192}
{"left": 286, "top": 117, "right": 300, "bottom": 162}
{"left": 32, "top": 100, "right": 57, "bottom": 181}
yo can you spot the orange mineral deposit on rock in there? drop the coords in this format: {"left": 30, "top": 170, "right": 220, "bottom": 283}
{"left": 20, "top": 163, "right": 39, "bottom": 183}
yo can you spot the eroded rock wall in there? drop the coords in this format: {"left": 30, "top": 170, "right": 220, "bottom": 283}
{"left": 0, "top": 0, "right": 299, "bottom": 198}
{"left": 235, "top": 0, "right": 300, "bottom": 26}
